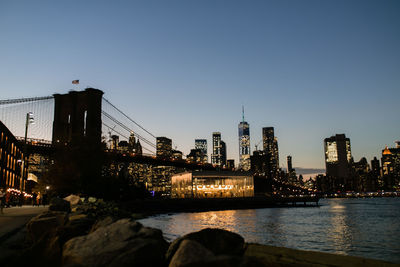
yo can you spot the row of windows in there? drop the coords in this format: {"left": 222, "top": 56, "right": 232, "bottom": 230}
{"left": 0, "top": 127, "right": 26, "bottom": 190}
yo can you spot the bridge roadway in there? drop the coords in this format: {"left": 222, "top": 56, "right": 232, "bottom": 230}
{"left": 24, "top": 141, "right": 217, "bottom": 170}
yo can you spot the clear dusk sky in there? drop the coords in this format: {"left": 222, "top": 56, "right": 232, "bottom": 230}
{"left": 0, "top": 0, "right": 399, "bottom": 171}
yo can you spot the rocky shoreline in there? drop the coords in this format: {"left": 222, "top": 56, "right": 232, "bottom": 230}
{"left": 1, "top": 197, "right": 398, "bottom": 267}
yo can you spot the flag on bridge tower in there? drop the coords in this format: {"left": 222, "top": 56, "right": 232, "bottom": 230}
{"left": 72, "top": 80, "right": 79, "bottom": 84}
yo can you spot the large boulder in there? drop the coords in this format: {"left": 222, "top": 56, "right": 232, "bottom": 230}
{"left": 49, "top": 197, "right": 71, "bottom": 213}
{"left": 26, "top": 211, "right": 69, "bottom": 243}
{"left": 166, "top": 228, "right": 245, "bottom": 264}
{"left": 169, "top": 239, "right": 214, "bottom": 267}
{"left": 62, "top": 218, "right": 168, "bottom": 267}
{"left": 169, "top": 239, "right": 263, "bottom": 267}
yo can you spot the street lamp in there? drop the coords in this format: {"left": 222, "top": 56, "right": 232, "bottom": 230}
{"left": 21, "top": 112, "right": 34, "bottom": 192}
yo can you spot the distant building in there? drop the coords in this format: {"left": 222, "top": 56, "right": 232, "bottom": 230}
{"left": 371, "top": 157, "right": 381, "bottom": 177}
{"left": 211, "top": 132, "right": 222, "bottom": 166}
{"left": 0, "top": 121, "right": 28, "bottom": 191}
{"left": 118, "top": 141, "right": 129, "bottom": 153}
{"left": 250, "top": 150, "right": 271, "bottom": 177}
{"left": 150, "top": 166, "right": 175, "bottom": 197}
{"left": 128, "top": 132, "right": 136, "bottom": 152}
{"left": 111, "top": 135, "right": 119, "bottom": 151}
{"left": 156, "top": 137, "right": 172, "bottom": 159}
{"left": 287, "top": 155, "right": 297, "bottom": 184}
{"left": 195, "top": 139, "right": 208, "bottom": 163}
{"left": 287, "top": 156, "right": 293, "bottom": 173}
{"left": 324, "top": 134, "right": 352, "bottom": 191}
{"left": 221, "top": 140, "right": 227, "bottom": 167}
{"left": 227, "top": 159, "right": 235, "bottom": 170}
{"left": 135, "top": 140, "right": 142, "bottom": 155}
{"left": 171, "top": 150, "right": 183, "bottom": 160}
{"left": 187, "top": 149, "right": 204, "bottom": 163}
{"left": 171, "top": 171, "right": 254, "bottom": 198}
{"left": 381, "top": 145, "right": 400, "bottom": 176}
{"left": 238, "top": 107, "right": 251, "bottom": 171}
{"left": 262, "top": 127, "right": 279, "bottom": 175}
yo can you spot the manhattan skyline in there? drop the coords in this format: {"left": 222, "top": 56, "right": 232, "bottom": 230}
{"left": 0, "top": 0, "right": 399, "bottom": 169}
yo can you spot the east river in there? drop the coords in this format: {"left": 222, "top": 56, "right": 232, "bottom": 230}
{"left": 139, "top": 197, "right": 400, "bottom": 263}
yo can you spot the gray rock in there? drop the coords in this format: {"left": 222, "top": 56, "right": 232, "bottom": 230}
{"left": 169, "top": 239, "right": 214, "bottom": 267}
{"left": 89, "top": 216, "right": 116, "bottom": 233}
{"left": 166, "top": 228, "right": 245, "bottom": 263}
{"left": 49, "top": 197, "right": 71, "bottom": 212}
{"left": 62, "top": 218, "right": 168, "bottom": 267}
{"left": 26, "top": 211, "right": 68, "bottom": 243}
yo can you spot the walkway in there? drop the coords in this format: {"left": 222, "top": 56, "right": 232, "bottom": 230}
{"left": 0, "top": 205, "right": 47, "bottom": 243}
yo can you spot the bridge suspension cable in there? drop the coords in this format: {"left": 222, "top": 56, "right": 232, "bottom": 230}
{"left": 102, "top": 97, "right": 157, "bottom": 139}
{"left": 102, "top": 122, "right": 154, "bottom": 155}
{"left": 0, "top": 95, "right": 54, "bottom": 141}
{"left": 101, "top": 111, "right": 156, "bottom": 149}
{"left": 0, "top": 96, "right": 54, "bottom": 105}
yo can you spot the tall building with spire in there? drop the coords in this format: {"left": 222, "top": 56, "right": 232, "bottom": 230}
{"left": 238, "top": 106, "right": 250, "bottom": 170}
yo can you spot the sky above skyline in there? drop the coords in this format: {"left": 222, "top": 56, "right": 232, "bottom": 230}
{"left": 1, "top": 0, "right": 399, "bottom": 170}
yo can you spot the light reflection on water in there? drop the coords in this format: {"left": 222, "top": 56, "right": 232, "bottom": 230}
{"left": 138, "top": 198, "right": 400, "bottom": 263}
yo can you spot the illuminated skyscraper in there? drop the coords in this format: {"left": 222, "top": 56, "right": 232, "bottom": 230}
{"left": 156, "top": 137, "right": 172, "bottom": 159}
{"left": 238, "top": 107, "right": 250, "bottom": 171}
{"left": 324, "top": 134, "right": 352, "bottom": 190}
{"left": 262, "top": 127, "right": 279, "bottom": 174}
{"left": 211, "top": 132, "right": 222, "bottom": 166}
{"left": 195, "top": 139, "right": 208, "bottom": 163}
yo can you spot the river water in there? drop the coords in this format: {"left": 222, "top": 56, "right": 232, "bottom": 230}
{"left": 139, "top": 198, "right": 400, "bottom": 263}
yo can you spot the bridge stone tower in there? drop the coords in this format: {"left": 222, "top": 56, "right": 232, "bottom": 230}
{"left": 52, "top": 88, "right": 103, "bottom": 149}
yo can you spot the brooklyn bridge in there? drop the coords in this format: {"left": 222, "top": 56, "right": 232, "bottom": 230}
{"left": 0, "top": 88, "right": 311, "bottom": 199}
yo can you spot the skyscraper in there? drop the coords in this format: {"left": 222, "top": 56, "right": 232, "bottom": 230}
{"left": 287, "top": 155, "right": 293, "bottom": 173}
{"left": 211, "top": 132, "right": 222, "bottom": 166}
{"left": 221, "top": 140, "right": 227, "bottom": 167}
{"left": 262, "top": 127, "right": 279, "bottom": 174}
{"left": 195, "top": 139, "right": 208, "bottom": 163}
{"left": 324, "top": 134, "right": 352, "bottom": 190}
{"left": 156, "top": 137, "right": 172, "bottom": 159}
{"left": 238, "top": 107, "right": 251, "bottom": 171}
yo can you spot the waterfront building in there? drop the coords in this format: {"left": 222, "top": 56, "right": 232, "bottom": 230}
{"left": 262, "top": 127, "right": 279, "bottom": 175}
{"left": 195, "top": 139, "right": 208, "bottom": 163}
{"left": 238, "top": 107, "right": 251, "bottom": 171}
{"left": 156, "top": 137, "right": 172, "bottom": 159}
{"left": 171, "top": 171, "right": 254, "bottom": 198}
{"left": 324, "top": 134, "right": 352, "bottom": 191}
{"left": 0, "top": 121, "right": 28, "bottom": 191}
{"left": 211, "top": 132, "right": 222, "bottom": 166}
{"left": 381, "top": 144, "right": 400, "bottom": 190}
